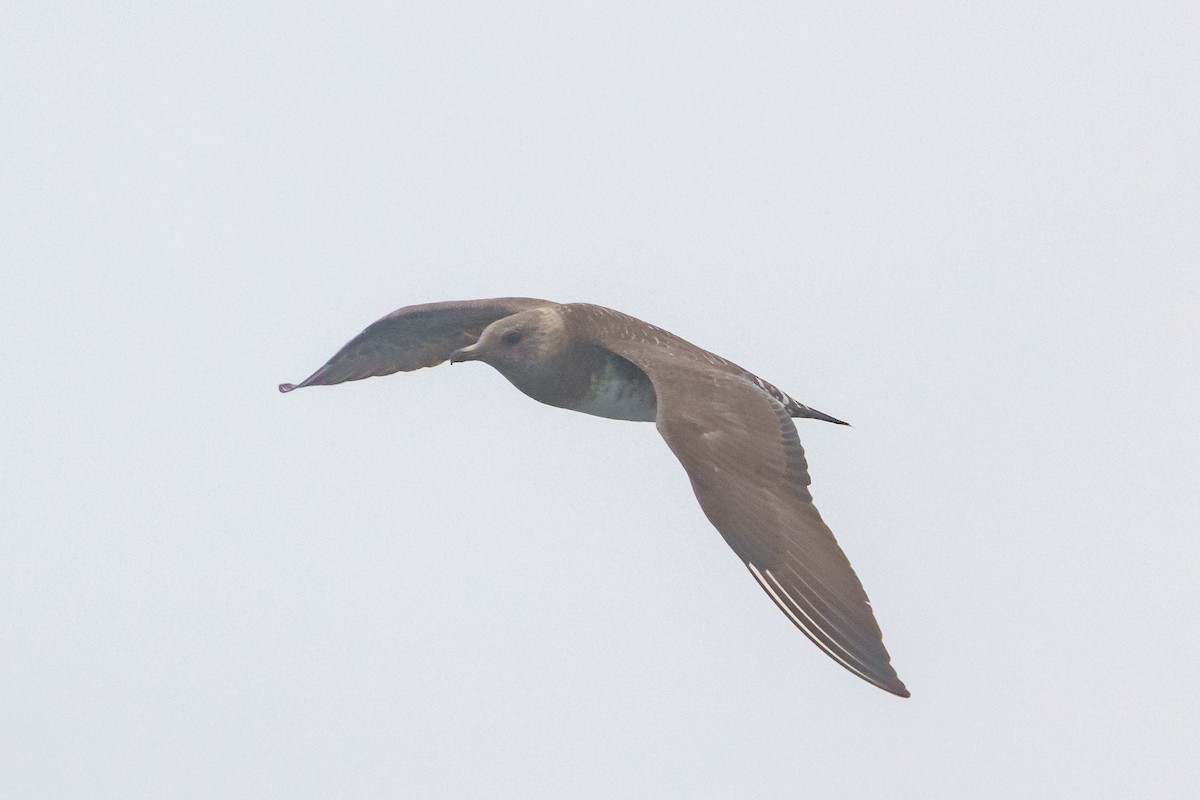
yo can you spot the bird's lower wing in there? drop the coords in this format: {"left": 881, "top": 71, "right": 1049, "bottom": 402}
{"left": 279, "top": 297, "right": 557, "bottom": 392}
{"left": 605, "top": 344, "right": 908, "bottom": 696}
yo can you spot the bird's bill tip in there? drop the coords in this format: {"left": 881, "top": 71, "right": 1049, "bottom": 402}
{"left": 449, "top": 346, "right": 479, "bottom": 364}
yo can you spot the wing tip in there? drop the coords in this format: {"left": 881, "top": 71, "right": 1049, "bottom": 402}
{"left": 747, "top": 562, "right": 909, "bottom": 698}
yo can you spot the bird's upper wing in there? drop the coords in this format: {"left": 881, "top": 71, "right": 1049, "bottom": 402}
{"left": 279, "top": 298, "right": 557, "bottom": 392}
{"left": 602, "top": 338, "right": 908, "bottom": 696}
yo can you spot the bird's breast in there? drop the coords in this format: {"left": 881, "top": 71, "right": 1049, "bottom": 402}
{"left": 572, "top": 351, "right": 657, "bottom": 422}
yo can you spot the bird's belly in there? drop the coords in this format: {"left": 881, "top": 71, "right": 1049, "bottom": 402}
{"left": 573, "top": 354, "right": 657, "bottom": 422}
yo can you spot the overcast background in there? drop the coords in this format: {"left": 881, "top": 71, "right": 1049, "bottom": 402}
{"left": 3, "top": 2, "right": 1198, "bottom": 798}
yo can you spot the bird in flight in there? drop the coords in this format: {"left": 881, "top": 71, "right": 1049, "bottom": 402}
{"left": 281, "top": 298, "right": 908, "bottom": 697}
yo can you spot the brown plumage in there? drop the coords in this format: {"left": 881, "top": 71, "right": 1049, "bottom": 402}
{"left": 281, "top": 298, "right": 908, "bottom": 697}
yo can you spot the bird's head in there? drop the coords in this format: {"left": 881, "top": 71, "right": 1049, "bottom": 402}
{"left": 449, "top": 308, "right": 567, "bottom": 371}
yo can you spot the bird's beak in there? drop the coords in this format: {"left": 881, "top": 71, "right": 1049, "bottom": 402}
{"left": 449, "top": 345, "right": 479, "bottom": 364}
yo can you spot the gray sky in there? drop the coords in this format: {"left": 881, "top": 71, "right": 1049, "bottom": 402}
{"left": 3, "top": 2, "right": 1198, "bottom": 797}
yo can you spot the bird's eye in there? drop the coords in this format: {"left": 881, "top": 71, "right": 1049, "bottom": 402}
{"left": 502, "top": 330, "right": 522, "bottom": 345}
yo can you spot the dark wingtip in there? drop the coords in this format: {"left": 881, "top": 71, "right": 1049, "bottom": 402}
{"left": 278, "top": 383, "right": 297, "bottom": 393}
